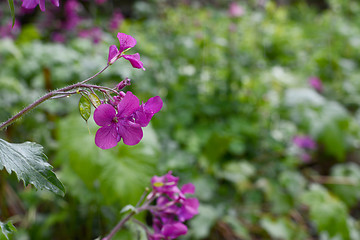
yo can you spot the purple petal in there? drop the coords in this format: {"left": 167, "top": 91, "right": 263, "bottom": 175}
{"left": 181, "top": 183, "right": 195, "bottom": 195}
{"left": 118, "top": 120, "right": 143, "bottom": 146}
{"left": 117, "top": 92, "right": 140, "bottom": 118}
{"left": 133, "top": 106, "right": 149, "bottom": 127}
{"left": 145, "top": 96, "right": 163, "bottom": 114}
{"left": 122, "top": 53, "right": 145, "bottom": 70}
{"left": 108, "top": 45, "right": 120, "bottom": 64}
{"left": 50, "top": 0, "right": 59, "bottom": 7}
{"left": 177, "top": 198, "right": 199, "bottom": 221}
{"left": 39, "top": 0, "right": 45, "bottom": 11}
{"left": 161, "top": 222, "right": 188, "bottom": 239}
{"left": 94, "top": 104, "right": 116, "bottom": 127}
{"left": 22, "top": 0, "right": 39, "bottom": 9}
{"left": 117, "top": 33, "right": 137, "bottom": 53}
{"left": 95, "top": 125, "right": 119, "bottom": 149}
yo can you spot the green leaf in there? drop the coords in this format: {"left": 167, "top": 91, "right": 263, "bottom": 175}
{"left": 0, "top": 221, "right": 16, "bottom": 240}
{"left": 0, "top": 138, "right": 65, "bottom": 196}
{"left": 79, "top": 95, "right": 91, "bottom": 122}
{"left": 7, "top": 0, "right": 15, "bottom": 28}
{"left": 301, "top": 184, "right": 350, "bottom": 240}
{"left": 88, "top": 93, "right": 101, "bottom": 108}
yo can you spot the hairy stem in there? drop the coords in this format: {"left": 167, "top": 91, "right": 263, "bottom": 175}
{"left": 0, "top": 65, "right": 109, "bottom": 131}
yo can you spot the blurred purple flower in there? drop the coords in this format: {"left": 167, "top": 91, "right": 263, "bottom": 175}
{"left": 94, "top": 92, "right": 162, "bottom": 149}
{"left": 147, "top": 171, "right": 199, "bottom": 240}
{"left": 22, "top": 0, "right": 59, "bottom": 11}
{"left": 108, "top": 33, "right": 145, "bottom": 70}
{"left": 293, "top": 135, "right": 317, "bottom": 150}
{"left": 78, "top": 27, "right": 102, "bottom": 44}
{"left": 109, "top": 10, "right": 124, "bottom": 31}
{"left": 228, "top": 2, "right": 244, "bottom": 18}
{"left": 0, "top": 21, "right": 21, "bottom": 39}
{"left": 52, "top": 32, "right": 65, "bottom": 43}
{"left": 308, "top": 76, "right": 323, "bottom": 92}
{"left": 63, "top": 0, "right": 81, "bottom": 30}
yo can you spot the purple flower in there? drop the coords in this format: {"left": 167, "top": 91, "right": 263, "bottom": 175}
{"left": 293, "top": 135, "right": 317, "bottom": 150}
{"left": 109, "top": 10, "right": 124, "bottom": 31}
{"left": 108, "top": 33, "right": 145, "bottom": 70}
{"left": 94, "top": 92, "right": 162, "bottom": 149}
{"left": 308, "top": 76, "right": 323, "bottom": 92}
{"left": 78, "top": 28, "right": 102, "bottom": 44}
{"left": 147, "top": 171, "right": 199, "bottom": 240}
{"left": 22, "top": 0, "right": 59, "bottom": 11}
{"left": 228, "top": 2, "right": 244, "bottom": 18}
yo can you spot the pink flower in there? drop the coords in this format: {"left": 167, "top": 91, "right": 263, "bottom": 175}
{"left": 308, "top": 76, "right": 323, "bottom": 92}
{"left": 148, "top": 171, "right": 199, "bottom": 240}
{"left": 22, "top": 0, "right": 60, "bottom": 11}
{"left": 228, "top": 2, "right": 244, "bottom": 18}
{"left": 108, "top": 33, "right": 145, "bottom": 70}
{"left": 93, "top": 92, "right": 162, "bottom": 149}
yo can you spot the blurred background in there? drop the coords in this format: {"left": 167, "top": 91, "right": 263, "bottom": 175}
{"left": 1, "top": 0, "right": 360, "bottom": 239}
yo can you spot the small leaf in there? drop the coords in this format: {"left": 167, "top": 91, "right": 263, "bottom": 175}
{"left": 88, "top": 93, "right": 101, "bottom": 108}
{"left": 0, "top": 138, "right": 65, "bottom": 196}
{"left": 79, "top": 95, "right": 91, "bottom": 122}
{"left": 7, "top": 0, "right": 15, "bottom": 28}
{"left": 0, "top": 220, "right": 16, "bottom": 239}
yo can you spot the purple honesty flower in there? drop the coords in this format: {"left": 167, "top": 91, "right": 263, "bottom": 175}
{"left": 108, "top": 33, "right": 145, "bottom": 70}
{"left": 94, "top": 92, "right": 162, "bottom": 149}
{"left": 228, "top": 2, "right": 244, "bottom": 18}
{"left": 293, "top": 135, "right": 317, "bottom": 150}
{"left": 308, "top": 76, "right": 323, "bottom": 92}
{"left": 22, "top": 0, "right": 59, "bottom": 11}
{"left": 147, "top": 171, "right": 199, "bottom": 240}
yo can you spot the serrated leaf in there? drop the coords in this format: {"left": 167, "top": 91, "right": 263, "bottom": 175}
{"left": 7, "top": 0, "right": 15, "bottom": 28}
{"left": 88, "top": 93, "right": 101, "bottom": 108}
{"left": 0, "top": 138, "right": 65, "bottom": 196}
{"left": 79, "top": 95, "right": 91, "bottom": 122}
{"left": 0, "top": 221, "right": 16, "bottom": 239}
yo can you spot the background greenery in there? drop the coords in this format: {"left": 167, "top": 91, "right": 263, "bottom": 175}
{"left": 2, "top": 0, "right": 360, "bottom": 239}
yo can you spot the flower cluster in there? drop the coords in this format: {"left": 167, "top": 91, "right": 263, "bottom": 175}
{"left": 293, "top": 135, "right": 317, "bottom": 162}
{"left": 94, "top": 91, "right": 163, "bottom": 149}
{"left": 147, "top": 172, "right": 199, "bottom": 240}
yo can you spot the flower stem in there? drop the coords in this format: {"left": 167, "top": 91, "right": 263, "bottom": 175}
{"left": 0, "top": 65, "right": 109, "bottom": 131}
{"left": 101, "top": 211, "right": 136, "bottom": 240}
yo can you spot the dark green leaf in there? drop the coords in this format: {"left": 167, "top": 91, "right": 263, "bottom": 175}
{"left": 79, "top": 95, "right": 91, "bottom": 122}
{"left": 0, "top": 221, "right": 16, "bottom": 240}
{"left": 0, "top": 138, "right": 65, "bottom": 196}
{"left": 7, "top": 0, "right": 15, "bottom": 28}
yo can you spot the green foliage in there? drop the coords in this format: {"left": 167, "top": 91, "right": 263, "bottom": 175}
{"left": 0, "top": 221, "right": 16, "bottom": 240}
{"left": 301, "top": 184, "right": 350, "bottom": 240}
{"left": 2, "top": 1, "right": 360, "bottom": 239}
{"left": 0, "top": 139, "right": 65, "bottom": 196}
